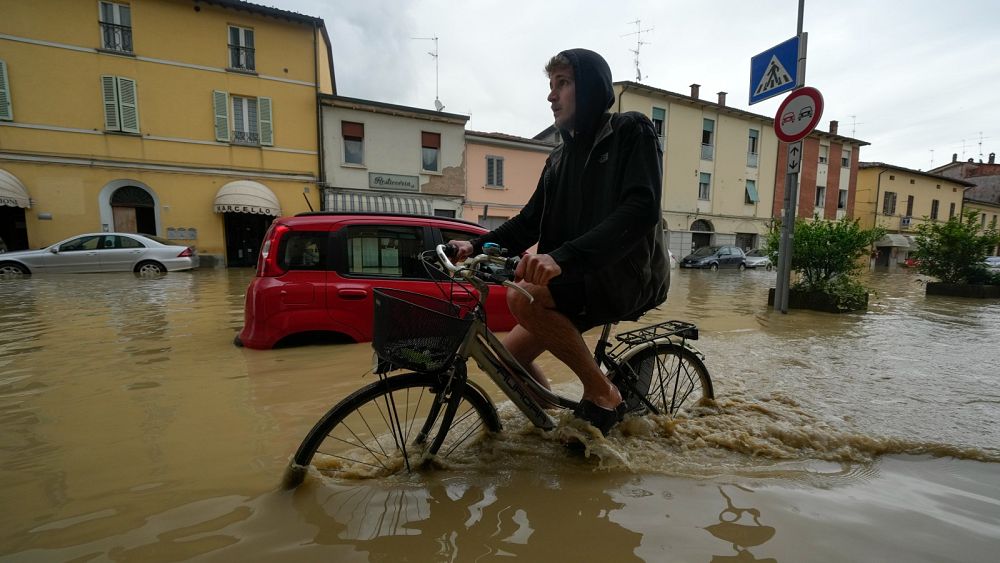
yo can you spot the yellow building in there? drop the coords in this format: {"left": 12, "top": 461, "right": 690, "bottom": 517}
{"left": 0, "top": 0, "right": 334, "bottom": 266}
{"left": 856, "top": 162, "right": 974, "bottom": 269}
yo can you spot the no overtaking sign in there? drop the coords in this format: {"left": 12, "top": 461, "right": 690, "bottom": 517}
{"left": 773, "top": 87, "right": 824, "bottom": 143}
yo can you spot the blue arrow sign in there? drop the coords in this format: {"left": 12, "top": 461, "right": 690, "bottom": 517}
{"left": 749, "top": 35, "right": 800, "bottom": 105}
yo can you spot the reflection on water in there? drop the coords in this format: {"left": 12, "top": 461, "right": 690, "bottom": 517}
{"left": 1, "top": 268, "right": 999, "bottom": 560}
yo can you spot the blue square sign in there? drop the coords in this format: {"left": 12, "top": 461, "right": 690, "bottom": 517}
{"left": 749, "top": 35, "right": 801, "bottom": 105}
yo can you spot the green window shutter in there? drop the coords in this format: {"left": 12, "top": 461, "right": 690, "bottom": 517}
{"left": 258, "top": 96, "right": 273, "bottom": 146}
{"left": 101, "top": 75, "right": 120, "bottom": 131}
{"left": 0, "top": 60, "right": 12, "bottom": 121}
{"left": 116, "top": 76, "right": 139, "bottom": 133}
{"left": 496, "top": 158, "right": 503, "bottom": 186}
{"left": 213, "top": 90, "right": 229, "bottom": 142}
{"left": 651, "top": 107, "right": 665, "bottom": 121}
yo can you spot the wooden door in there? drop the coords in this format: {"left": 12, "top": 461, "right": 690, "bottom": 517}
{"left": 112, "top": 206, "right": 137, "bottom": 233}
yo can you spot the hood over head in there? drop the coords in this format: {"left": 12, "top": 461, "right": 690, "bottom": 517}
{"left": 558, "top": 48, "right": 614, "bottom": 137}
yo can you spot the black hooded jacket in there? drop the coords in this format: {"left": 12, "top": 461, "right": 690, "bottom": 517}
{"left": 474, "top": 48, "right": 668, "bottom": 323}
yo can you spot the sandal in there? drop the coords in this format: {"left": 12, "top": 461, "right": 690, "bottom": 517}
{"left": 573, "top": 399, "right": 626, "bottom": 436}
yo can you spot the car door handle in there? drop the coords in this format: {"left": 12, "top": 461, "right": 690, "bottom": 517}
{"left": 338, "top": 288, "right": 368, "bottom": 300}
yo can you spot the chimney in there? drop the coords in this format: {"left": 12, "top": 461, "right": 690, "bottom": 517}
{"left": 829, "top": 120, "right": 838, "bottom": 135}
{"left": 690, "top": 84, "right": 700, "bottom": 99}
{"left": 717, "top": 91, "right": 727, "bottom": 106}
{"left": 990, "top": 152, "right": 995, "bottom": 164}
{"left": 953, "top": 153, "right": 958, "bottom": 163}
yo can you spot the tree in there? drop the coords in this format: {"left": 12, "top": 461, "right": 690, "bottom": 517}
{"left": 912, "top": 209, "right": 1000, "bottom": 284}
{"left": 765, "top": 218, "right": 885, "bottom": 310}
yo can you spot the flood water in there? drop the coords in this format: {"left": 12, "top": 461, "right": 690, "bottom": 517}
{"left": 1, "top": 267, "right": 998, "bottom": 561}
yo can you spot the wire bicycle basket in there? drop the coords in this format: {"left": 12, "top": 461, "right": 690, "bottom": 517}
{"left": 372, "top": 287, "right": 473, "bottom": 373}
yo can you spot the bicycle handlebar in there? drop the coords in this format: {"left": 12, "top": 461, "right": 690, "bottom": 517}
{"left": 434, "top": 244, "right": 534, "bottom": 304}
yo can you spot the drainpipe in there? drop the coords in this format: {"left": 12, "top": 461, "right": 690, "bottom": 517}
{"left": 313, "top": 23, "right": 325, "bottom": 211}
{"left": 871, "top": 167, "right": 888, "bottom": 268}
{"left": 617, "top": 83, "right": 629, "bottom": 114}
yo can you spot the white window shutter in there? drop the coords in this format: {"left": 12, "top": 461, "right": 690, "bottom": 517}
{"left": 258, "top": 96, "right": 273, "bottom": 146}
{"left": 116, "top": 76, "right": 139, "bottom": 133}
{"left": 213, "top": 90, "right": 229, "bottom": 142}
{"left": 101, "top": 75, "right": 120, "bottom": 131}
{"left": 0, "top": 60, "right": 12, "bottom": 121}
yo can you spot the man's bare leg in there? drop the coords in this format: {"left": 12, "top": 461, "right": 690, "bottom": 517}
{"left": 502, "top": 325, "right": 550, "bottom": 390}
{"left": 506, "top": 282, "right": 621, "bottom": 410}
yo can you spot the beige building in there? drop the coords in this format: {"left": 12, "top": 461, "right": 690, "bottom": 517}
{"left": 464, "top": 131, "right": 553, "bottom": 229}
{"left": 0, "top": 0, "right": 334, "bottom": 265}
{"left": 320, "top": 96, "right": 468, "bottom": 217}
{"left": 857, "top": 162, "right": 974, "bottom": 269}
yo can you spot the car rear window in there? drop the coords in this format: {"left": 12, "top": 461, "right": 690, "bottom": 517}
{"left": 278, "top": 231, "right": 329, "bottom": 270}
{"left": 346, "top": 225, "right": 426, "bottom": 278}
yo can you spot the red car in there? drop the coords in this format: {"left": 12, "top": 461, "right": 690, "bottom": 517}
{"left": 236, "top": 212, "right": 516, "bottom": 349}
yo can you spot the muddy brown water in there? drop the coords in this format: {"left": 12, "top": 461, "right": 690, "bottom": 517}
{"left": 1, "top": 267, "right": 998, "bottom": 561}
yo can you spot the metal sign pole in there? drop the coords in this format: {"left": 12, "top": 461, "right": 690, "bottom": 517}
{"left": 776, "top": 168, "right": 799, "bottom": 313}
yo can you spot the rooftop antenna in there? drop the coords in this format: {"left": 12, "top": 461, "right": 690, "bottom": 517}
{"left": 849, "top": 115, "right": 864, "bottom": 137}
{"left": 622, "top": 19, "right": 653, "bottom": 82}
{"left": 929, "top": 149, "right": 934, "bottom": 168}
{"left": 412, "top": 36, "right": 443, "bottom": 111}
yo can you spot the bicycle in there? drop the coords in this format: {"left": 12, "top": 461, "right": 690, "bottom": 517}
{"left": 282, "top": 244, "right": 714, "bottom": 487}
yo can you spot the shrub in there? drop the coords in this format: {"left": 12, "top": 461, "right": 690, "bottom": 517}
{"left": 911, "top": 210, "right": 1000, "bottom": 284}
{"left": 766, "top": 218, "right": 885, "bottom": 289}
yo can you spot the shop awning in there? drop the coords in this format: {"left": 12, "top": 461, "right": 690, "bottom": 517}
{"left": 0, "top": 169, "right": 31, "bottom": 208}
{"left": 328, "top": 190, "right": 433, "bottom": 216}
{"left": 875, "top": 233, "right": 911, "bottom": 248}
{"left": 213, "top": 180, "right": 281, "bottom": 216}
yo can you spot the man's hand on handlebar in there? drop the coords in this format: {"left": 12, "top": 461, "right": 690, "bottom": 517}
{"left": 446, "top": 240, "right": 474, "bottom": 262}
{"left": 515, "top": 253, "right": 562, "bottom": 286}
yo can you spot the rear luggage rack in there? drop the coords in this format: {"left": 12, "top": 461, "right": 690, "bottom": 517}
{"left": 615, "top": 320, "right": 698, "bottom": 345}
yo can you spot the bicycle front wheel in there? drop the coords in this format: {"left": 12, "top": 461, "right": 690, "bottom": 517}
{"left": 620, "top": 343, "right": 714, "bottom": 417}
{"left": 290, "top": 371, "right": 501, "bottom": 481}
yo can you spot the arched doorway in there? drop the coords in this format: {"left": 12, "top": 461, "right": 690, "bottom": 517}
{"left": 0, "top": 169, "right": 31, "bottom": 251}
{"left": 690, "top": 219, "right": 714, "bottom": 250}
{"left": 111, "top": 186, "right": 156, "bottom": 234}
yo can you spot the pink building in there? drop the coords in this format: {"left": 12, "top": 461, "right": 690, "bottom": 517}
{"left": 464, "top": 131, "right": 554, "bottom": 229}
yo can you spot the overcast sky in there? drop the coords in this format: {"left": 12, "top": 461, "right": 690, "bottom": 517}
{"left": 276, "top": 0, "right": 998, "bottom": 171}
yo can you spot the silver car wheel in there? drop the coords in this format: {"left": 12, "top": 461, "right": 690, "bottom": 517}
{"left": 0, "top": 263, "right": 28, "bottom": 278}
{"left": 136, "top": 262, "right": 166, "bottom": 276}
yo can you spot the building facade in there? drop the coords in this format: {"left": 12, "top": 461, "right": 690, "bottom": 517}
{"left": 320, "top": 95, "right": 468, "bottom": 217}
{"left": 856, "top": 162, "right": 974, "bottom": 270}
{"left": 0, "top": 0, "right": 334, "bottom": 265}
{"left": 464, "top": 131, "right": 553, "bottom": 229}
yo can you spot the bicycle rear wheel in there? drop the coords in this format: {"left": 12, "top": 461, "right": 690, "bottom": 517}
{"left": 617, "top": 343, "right": 714, "bottom": 416}
{"left": 288, "top": 371, "right": 501, "bottom": 482}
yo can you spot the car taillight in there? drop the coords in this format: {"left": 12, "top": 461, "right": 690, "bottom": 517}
{"left": 258, "top": 224, "right": 289, "bottom": 277}
{"left": 177, "top": 247, "right": 194, "bottom": 257}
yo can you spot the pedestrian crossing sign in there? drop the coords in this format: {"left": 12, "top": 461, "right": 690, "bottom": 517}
{"left": 749, "top": 35, "right": 802, "bottom": 105}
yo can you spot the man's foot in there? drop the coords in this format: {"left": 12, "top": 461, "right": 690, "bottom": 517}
{"left": 572, "top": 399, "right": 626, "bottom": 436}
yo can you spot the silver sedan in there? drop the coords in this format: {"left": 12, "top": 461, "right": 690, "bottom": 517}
{"left": 0, "top": 233, "right": 198, "bottom": 277}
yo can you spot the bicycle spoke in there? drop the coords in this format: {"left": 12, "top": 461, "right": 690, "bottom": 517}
{"left": 442, "top": 415, "right": 485, "bottom": 457}
{"left": 322, "top": 423, "right": 390, "bottom": 471}
{"left": 405, "top": 386, "right": 429, "bottom": 441}
{"left": 354, "top": 407, "right": 391, "bottom": 459}
{"left": 385, "top": 387, "right": 411, "bottom": 471}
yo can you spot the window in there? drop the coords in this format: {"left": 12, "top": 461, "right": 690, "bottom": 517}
{"left": 486, "top": 155, "right": 504, "bottom": 187}
{"left": 346, "top": 225, "right": 426, "bottom": 278}
{"left": 949, "top": 202, "right": 956, "bottom": 219}
{"left": 747, "top": 129, "right": 759, "bottom": 168}
{"left": 278, "top": 232, "right": 327, "bottom": 271}
{"left": 0, "top": 60, "right": 11, "bottom": 121}
{"left": 930, "top": 199, "right": 939, "bottom": 220}
{"left": 701, "top": 119, "right": 714, "bottom": 160}
{"left": 212, "top": 91, "right": 272, "bottom": 145}
{"left": 838, "top": 189, "right": 848, "bottom": 210}
{"left": 882, "top": 191, "right": 897, "bottom": 215}
{"left": 981, "top": 213, "right": 986, "bottom": 226}
{"left": 815, "top": 185, "right": 826, "bottom": 207}
{"left": 745, "top": 180, "right": 758, "bottom": 204}
{"left": 342, "top": 121, "right": 364, "bottom": 165}
{"left": 421, "top": 132, "right": 440, "bottom": 172}
{"left": 59, "top": 236, "right": 102, "bottom": 252}
{"left": 906, "top": 195, "right": 914, "bottom": 217}
{"left": 434, "top": 209, "right": 456, "bottom": 218}
{"left": 652, "top": 107, "right": 665, "bottom": 138}
{"left": 910, "top": 179, "right": 915, "bottom": 184}
{"left": 698, "top": 172, "right": 711, "bottom": 200}
{"left": 101, "top": 75, "right": 139, "bottom": 133}
{"left": 841, "top": 149, "right": 851, "bottom": 167}
{"left": 228, "top": 26, "right": 255, "bottom": 71}
{"left": 99, "top": 2, "right": 132, "bottom": 53}
{"left": 818, "top": 145, "right": 828, "bottom": 164}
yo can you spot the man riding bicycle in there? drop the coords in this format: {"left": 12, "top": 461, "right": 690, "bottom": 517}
{"left": 450, "top": 48, "right": 668, "bottom": 435}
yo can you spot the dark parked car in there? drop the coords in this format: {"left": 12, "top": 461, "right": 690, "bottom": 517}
{"left": 236, "top": 212, "right": 517, "bottom": 349}
{"left": 680, "top": 245, "right": 746, "bottom": 270}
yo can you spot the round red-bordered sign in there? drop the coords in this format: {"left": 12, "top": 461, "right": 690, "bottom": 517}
{"left": 774, "top": 87, "right": 824, "bottom": 143}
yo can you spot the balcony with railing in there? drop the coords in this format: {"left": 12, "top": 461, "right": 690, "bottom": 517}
{"left": 747, "top": 152, "right": 759, "bottom": 168}
{"left": 229, "top": 45, "right": 256, "bottom": 71}
{"left": 100, "top": 22, "right": 133, "bottom": 53}
{"left": 701, "top": 144, "right": 714, "bottom": 161}
{"left": 232, "top": 130, "right": 260, "bottom": 146}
